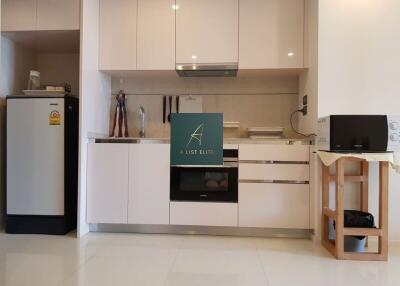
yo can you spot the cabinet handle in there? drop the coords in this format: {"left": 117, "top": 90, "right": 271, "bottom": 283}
{"left": 239, "top": 179, "right": 309, "bottom": 184}
{"left": 239, "top": 160, "right": 309, "bottom": 165}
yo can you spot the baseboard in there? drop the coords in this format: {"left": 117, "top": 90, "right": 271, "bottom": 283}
{"left": 89, "top": 224, "right": 313, "bottom": 239}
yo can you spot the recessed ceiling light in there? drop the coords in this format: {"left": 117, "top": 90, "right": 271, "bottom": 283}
{"left": 192, "top": 65, "right": 197, "bottom": 70}
{"left": 172, "top": 4, "right": 179, "bottom": 10}
{"left": 177, "top": 65, "right": 183, "bottom": 70}
{"left": 288, "top": 52, "right": 295, "bottom": 57}
{"left": 191, "top": 55, "right": 197, "bottom": 59}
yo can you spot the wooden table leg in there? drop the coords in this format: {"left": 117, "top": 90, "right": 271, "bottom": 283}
{"left": 335, "top": 158, "right": 345, "bottom": 259}
{"left": 360, "top": 161, "right": 369, "bottom": 247}
{"left": 360, "top": 161, "right": 369, "bottom": 212}
{"left": 322, "top": 164, "right": 330, "bottom": 243}
{"left": 379, "top": 161, "right": 389, "bottom": 260}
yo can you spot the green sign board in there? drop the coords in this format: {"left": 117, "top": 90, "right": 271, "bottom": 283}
{"left": 171, "top": 113, "right": 223, "bottom": 166}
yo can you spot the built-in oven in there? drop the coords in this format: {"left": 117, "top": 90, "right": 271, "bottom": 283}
{"left": 170, "top": 149, "right": 238, "bottom": 202}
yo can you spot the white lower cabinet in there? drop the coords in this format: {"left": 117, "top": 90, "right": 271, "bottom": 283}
{"left": 87, "top": 143, "right": 129, "bottom": 224}
{"left": 170, "top": 202, "right": 238, "bottom": 227}
{"left": 87, "top": 142, "right": 311, "bottom": 230}
{"left": 87, "top": 143, "right": 170, "bottom": 225}
{"left": 238, "top": 183, "right": 309, "bottom": 229}
{"left": 128, "top": 144, "right": 170, "bottom": 225}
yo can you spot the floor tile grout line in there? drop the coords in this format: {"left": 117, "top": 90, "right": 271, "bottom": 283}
{"left": 55, "top": 246, "right": 99, "bottom": 286}
{"left": 162, "top": 235, "right": 187, "bottom": 286}
{"left": 255, "top": 244, "right": 272, "bottom": 286}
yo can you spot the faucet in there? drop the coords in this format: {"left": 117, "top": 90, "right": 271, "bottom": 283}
{"left": 139, "top": 106, "right": 145, "bottom": 138}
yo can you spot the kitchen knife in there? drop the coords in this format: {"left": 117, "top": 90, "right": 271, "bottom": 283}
{"left": 176, "top": 96, "right": 180, "bottom": 113}
{"left": 163, "top": 96, "right": 166, "bottom": 123}
{"left": 168, "top": 96, "right": 172, "bottom": 122}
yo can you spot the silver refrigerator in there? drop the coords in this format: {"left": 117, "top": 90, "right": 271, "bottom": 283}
{"left": 6, "top": 95, "right": 78, "bottom": 234}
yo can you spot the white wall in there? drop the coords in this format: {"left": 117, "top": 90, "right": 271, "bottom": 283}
{"left": 0, "top": 39, "right": 79, "bottom": 97}
{"left": 0, "top": 36, "right": 36, "bottom": 96}
{"left": 318, "top": 0, "right": 400, "bottom": 241}
{"left": 111, "top": 70, "right": 300, "bottom": 138}
{"left": 298, "top": 0, "right": 319, "bottom": 235}
{"left": 37, "top": 53, "right": 80, "bottom": 96}
{"left": 78, "top": 0, "right": 111, "bottom": 237}
{"left": 299, "top": 0, "right": 318, "bottom": 134}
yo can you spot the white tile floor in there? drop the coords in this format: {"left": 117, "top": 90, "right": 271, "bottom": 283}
{"left": 1, "top": 232, "right": 400, "bottom": 286}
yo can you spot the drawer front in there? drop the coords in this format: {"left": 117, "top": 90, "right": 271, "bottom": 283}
{"left": 223, "top": 144, "right": 239, "bottom": 150}
{"left": 239, "top": 183, "right": 309, "bottom": 229}
{"left": 170, "top": 202, "right": 238, "bottom": 227}
{"left": 239, "top": 144, "right": 310, "bottom": 162}
{"left": 239, "top": 163, "right": 309, "bottom": 182}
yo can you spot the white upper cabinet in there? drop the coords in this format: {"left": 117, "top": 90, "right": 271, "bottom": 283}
{"left": 99, "top": 0, "right": 137, "bottom": 70}
{"left": 239, "top": 0, "right": 304, "bottom": 69}
{"left": 1, "top": 0, "right": 79, "bottom": 31}
{"left": 36, "top": 0, "right": 80, "bottom": 30}
{"left": 1, "top": 0, "right": 37, "bottom": 31}
{"left": 175, "top": 0, "right": 239, "bottom": 64}
{"left": 137, "top": 0, "right": 175, "bottom": 70}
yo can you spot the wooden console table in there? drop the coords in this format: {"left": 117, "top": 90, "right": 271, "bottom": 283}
{"left": 321, "top": 156, "right": 389, "bottom": 261}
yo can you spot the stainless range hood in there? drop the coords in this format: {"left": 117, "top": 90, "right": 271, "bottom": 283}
{"left": 176, "top": 63, "right": 238, "bottom": 77}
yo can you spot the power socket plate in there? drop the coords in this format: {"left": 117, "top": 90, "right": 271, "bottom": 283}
{"left": 302, "top": 105, "right": 308, "bottom": 116}
{"left": 303, "top": 95, "right": 308, "bottom": 106}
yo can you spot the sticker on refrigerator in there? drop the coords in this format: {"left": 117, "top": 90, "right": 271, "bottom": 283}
{"left": 49, "top": 110, "right": 61, "bottom": 125}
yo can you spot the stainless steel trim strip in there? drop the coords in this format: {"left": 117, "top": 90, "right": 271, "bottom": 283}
{"left": 93, "top": 138, "right": 312, "bottom": 145}
{"left": 223, "top": 157, "right": 239, "bottom": 162}
{"left": 171, "top": 163, "right": 238, "bottom": 168}
{"left": 89, "top": 224, "right": 313, "bottom": 239}
{"left": 239, "top": 179, "right": 309, "bottom": 184}
{"left": 239, "top": 160, "right": 309, "bottom": 165}
{"left": 176, "top": 63, "right": 239, "bottom": 71}
{"left": 95, "top": 138, "right": 170, "bottom": 144}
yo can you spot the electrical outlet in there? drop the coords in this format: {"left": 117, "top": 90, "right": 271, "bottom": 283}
{"left": 303, "top": 95, "right": 308, "bottom": 106}
{"left": 302, "top": 105, "right": 308, "bottom": 116}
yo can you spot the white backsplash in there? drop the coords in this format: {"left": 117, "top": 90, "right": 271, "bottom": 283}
{"left": 109, "top": 71, "right": 300, "bottom": 138}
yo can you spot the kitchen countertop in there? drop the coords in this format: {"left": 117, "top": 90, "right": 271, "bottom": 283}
{"left": 92, "top": 137, "right": 314, "bottom": 145}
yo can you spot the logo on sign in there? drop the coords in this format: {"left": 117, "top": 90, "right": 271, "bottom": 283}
{"left": 187, "top": 123, "right": 204, "bottom": 147}
{"left": 171, "top": 113, "right": 223, "bottom": 166}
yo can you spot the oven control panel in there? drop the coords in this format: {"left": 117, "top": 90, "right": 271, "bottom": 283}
{"left": 388, "top": 115, "right": 400, "bottom": 151}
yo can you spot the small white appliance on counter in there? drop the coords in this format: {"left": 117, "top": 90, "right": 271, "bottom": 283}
{"left": 6, "top": 94, "right": 79, "bottom": 234}
{"left": 318, "top": 115, "right": 400, "bottom": 152}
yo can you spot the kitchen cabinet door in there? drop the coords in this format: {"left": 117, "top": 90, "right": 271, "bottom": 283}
{"left": 128, "top": 144, "right": 170, "bottom": 225}
{"left": 176, "top": 0, "right": 239, "bottom": 64}
{"left": 87, "top": 144, "right": 129, "bottom": 224}
{"left": 99, "top": 0, "right": 137, "bottom": 70}
{"left": 239, "top": 183, "right": 309, "bottom": 229}
{"left": 137, "top": 0, "right": 175, "bottom": 70}
{"left": 1, "top": 0, "right": 37, "bottom": 31}
{"left": 239, "top": 0, "right": 304, "bottom": 69}
{"left": 36, "top": 0, "right": 80, "bottom": 30}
